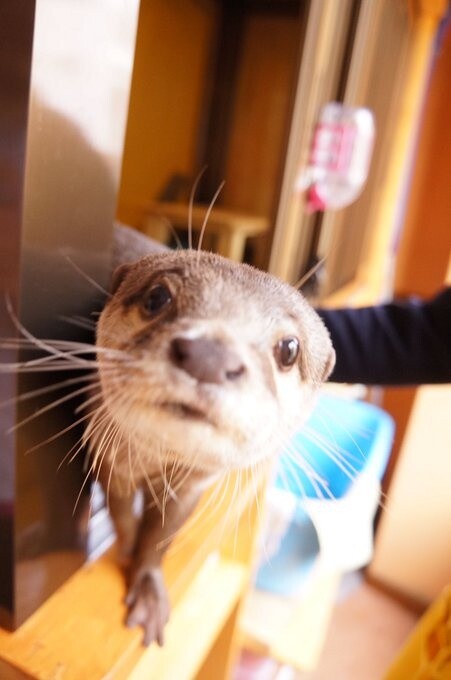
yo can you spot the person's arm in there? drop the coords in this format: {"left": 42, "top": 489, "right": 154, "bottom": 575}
{"left": 317, "top": 287, "right": 451, "bottom": 385}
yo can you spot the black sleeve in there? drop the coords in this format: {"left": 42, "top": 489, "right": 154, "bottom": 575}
{"left": 316, "top": 287, "right": 451, "bottom": 385}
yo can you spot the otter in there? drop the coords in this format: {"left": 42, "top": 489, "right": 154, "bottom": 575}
{"left": 84, "top": 224, "right": 335, "bottom": 646}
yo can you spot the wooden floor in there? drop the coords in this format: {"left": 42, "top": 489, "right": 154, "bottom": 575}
{"left": 295, "top": 579, "right": 418, "bottom": 679}
{"left": 234, "top": 577, "right": 419, "bottom": 680}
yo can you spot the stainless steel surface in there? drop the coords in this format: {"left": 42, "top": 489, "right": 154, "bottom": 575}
{"left": 0, "top": 0, "right": 139, "bottom": 628}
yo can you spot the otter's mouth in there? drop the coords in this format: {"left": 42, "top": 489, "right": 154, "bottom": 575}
{"left": 158, "top": 401, "right": 211, "bottom": 423}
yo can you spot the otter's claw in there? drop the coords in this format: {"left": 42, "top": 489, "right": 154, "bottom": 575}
{"left": 125, "top": 568, "right": 170, "bottom": 646}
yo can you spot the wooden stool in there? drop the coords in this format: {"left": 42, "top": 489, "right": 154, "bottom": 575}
{"left": 142, "top": 201, "right": 269, "bottom": 262}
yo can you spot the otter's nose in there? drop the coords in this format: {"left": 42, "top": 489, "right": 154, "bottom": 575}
{"left": 170, "top": 336, "right": 246, "bottom": 384}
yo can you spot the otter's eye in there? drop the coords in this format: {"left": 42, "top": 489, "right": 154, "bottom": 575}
{"left": 143, "top": 284, "right": 172, "bottom": 315}
{"left": 274, "top": 336, "right": 300, "bottom": 370}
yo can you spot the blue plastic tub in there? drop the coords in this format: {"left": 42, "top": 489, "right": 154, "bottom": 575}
{"left": 256, "top": 395, "right": 395, "bottom": 595}
{"left": 276, "top": 394, "right": 395, "bottom": 500}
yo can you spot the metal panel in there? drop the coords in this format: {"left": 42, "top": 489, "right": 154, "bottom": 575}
{"left": 0, "top": 0, "right": 139, "bottom": 628}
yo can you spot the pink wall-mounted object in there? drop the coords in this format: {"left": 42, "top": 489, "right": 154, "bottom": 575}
{"left": 297, "top": 103, "right": 375, "bottom": 213}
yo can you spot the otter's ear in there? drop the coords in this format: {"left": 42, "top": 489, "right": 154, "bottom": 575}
{"left": 321, "top": 346, "right": 336, "bottom": 382}
{"left": 111, "top": 263, "right": 132, "bottom": 294}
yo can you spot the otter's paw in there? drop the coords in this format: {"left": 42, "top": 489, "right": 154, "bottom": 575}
{"left": 125, "top": 567, "right": 170, "bottom": 646}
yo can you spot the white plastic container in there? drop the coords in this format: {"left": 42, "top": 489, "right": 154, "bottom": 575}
{"left": 297, "top": 102, "right": 375, "bottom": 212}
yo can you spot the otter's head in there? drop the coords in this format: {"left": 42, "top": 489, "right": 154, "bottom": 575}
{"left": 96, "top": 250, "right": 334, "bottom": 473}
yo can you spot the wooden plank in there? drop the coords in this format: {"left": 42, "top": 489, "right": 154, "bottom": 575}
{"left": 0, "top": 555, "right": 136, "bottom": 680}
{"left": 0, "top": 471, "right": 264, "bottom": 679}
{"left": 0, "top": 658, "right": 34, "bottom": 680}
{"left": 195, "top": 600, "right": 242, "bottom": 680}
{"left": 127, "top": 557, "right": 246, "bottom": 680}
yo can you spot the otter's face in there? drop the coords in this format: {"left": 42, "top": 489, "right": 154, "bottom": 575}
{"left": 96, "top": 250, "right": 334, "bottom": 473}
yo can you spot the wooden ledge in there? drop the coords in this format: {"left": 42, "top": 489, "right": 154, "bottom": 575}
{"left": 0, "top": 471, "right": 266, "bottom": 679}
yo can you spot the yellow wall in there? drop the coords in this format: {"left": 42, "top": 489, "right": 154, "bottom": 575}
{"left": 117, "top": 0, "right": 217, "bottom": 228}
{"left": 371, "top": 11, "right": 451, "bottom": 605}
{"left": 371, "top": 385, "right": 451, "bottom": 604}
